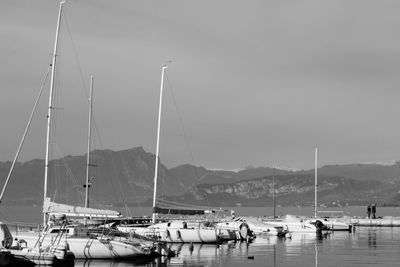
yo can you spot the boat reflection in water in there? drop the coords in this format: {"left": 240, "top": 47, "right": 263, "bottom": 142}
{"left": 69, "top": 235, "right": 322, "bottom": 267}
{"left": 73, "top": 257, "right": 157, "bottom": 267}
{"left": 72, "top": 235, "right": 322, "bottom": 267}
{"left": 69, "top": 228, "right": 400, "bottom": 267}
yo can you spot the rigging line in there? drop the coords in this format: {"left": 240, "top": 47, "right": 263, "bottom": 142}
{"left": 50, "top": 25, "right": 63, "bottom": 173}
{"left": 100, "top": 150, "right": 119, "bottom": 207}
{"left": 157, "top": 199, "right": 212, "bottom": 209}
{"left": 164, "top": 73, "right": 198, "bottom": 168}
{"left": 0, "top": 66, "right": 51, "bottom": 203}
{"left": 54, "top": 153, "right": 109, "bottom": 211}
{"left": 52, "top": 144, "right": 87, "bottom": 205}
{"left": 62, "top": 10, "right": 89, "bottom": 97}
{"left": 113, "top": 151, "right": 131, "bottom": 209}
{"left": 123, "top": 200, "right": 132, "bottom": 218}
{"left": 91, "top": 115, "right": 103, "bottom": 150}
{"left": 68, "top": 99, "right": 120, "bottom": 210}
{"left": 157, "top": 199, "right": 198, "bottom": 206}
{"left": 75, "top": 189, "right": 105, "bottom": 210}
{"left": 164, "top": 73, "right": 211, "bottom": 207}
{"left": 64, "top": 10, "right": 107, "bottom": 205}
{"left": 157, "top": 203, "right": 208, "bottom": 210}
{"left": 119, "top": 153, "right": 143, "bottom": 214}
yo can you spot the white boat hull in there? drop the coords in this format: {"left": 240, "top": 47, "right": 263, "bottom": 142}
{"left": 10, "top": 248, "right": 64, "bottom": 265}
{"left": 118, "top": 226, "right": 220, "bottom": 243}
{"left": 12, "top": 232, "right": 154, "bottom": 259}
{"left": 318, "top": 220, "right": 352, "bottom": 231}
{"left": 264, "top": 220, "right": 318, "bottom": 233}
{"left": 216, "top": 217, "right": 289, "bottom": 237}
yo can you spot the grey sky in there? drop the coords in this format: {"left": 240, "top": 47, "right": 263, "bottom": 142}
{"left": 1, "top": 0, "right": 400, "bottom": 170}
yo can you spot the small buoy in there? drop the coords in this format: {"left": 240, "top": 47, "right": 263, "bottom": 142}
{"left": 247, "top": 256, "right": 255, "bottom": 260}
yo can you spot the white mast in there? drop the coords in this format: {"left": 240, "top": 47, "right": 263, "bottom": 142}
{"left": 44, "top": 0, "right": 66, "bottom": 225}
{"left": 272, "top": 164, "right": 275, "bottom": 221}
{"left": 314, "top": 147, "right": 318, "bottom": 219}
{"left": 85, "top": 75, "right": 94, "bottom": 208}
{"left": 152, "top": 63, "right": 168, "bottom": 224}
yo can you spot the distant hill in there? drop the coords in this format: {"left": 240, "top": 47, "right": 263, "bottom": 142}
{"left": 0, "top": 147, "right": 183, "bottom": 207}
{"left": 303, "top": 163, "right": 400, "bottom": 182}
{"left": 168, "top": 174, "right": 399, "bottom": 207}
{"left": 1, "top": 147, "right": 400, "bottom": 208}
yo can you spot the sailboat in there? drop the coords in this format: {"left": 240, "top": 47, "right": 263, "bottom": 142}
{"left": 11, "top": 1, "right": 158, "bottom": 259}
{"left": 262, "top": 165, "right": 319, "bottom": 233}
{"left": 309, "top": 148, "right": 353, "bottom": 232}
{"left": 117, "top": 64, "right": 223, "bottom": 243}
{"left": 215, "top": 168, "right": 289, "bottom": 239}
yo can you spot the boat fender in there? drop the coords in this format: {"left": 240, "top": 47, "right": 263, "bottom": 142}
{"left": 53, "top": 242, "right": 69, "bottom": 260}
{"left": 239, "top": 222, "right": 249, "bottom": 240}
{"left": 163, "top": 229, "right": 171, "bottom": 240}
{"left": 64, "top": 241, "right": 70, "bottom": 251}
{"left": 176, "top": 230, "right": 182, "bottom": 240}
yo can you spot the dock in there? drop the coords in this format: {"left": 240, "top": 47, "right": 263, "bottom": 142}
{"left": 347, "top": 217, "right": 400, "bottom": 227}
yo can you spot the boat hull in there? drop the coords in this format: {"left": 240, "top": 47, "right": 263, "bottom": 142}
{"left": 216, "top": 217, "right": 289, "bottom": 237}
{"left": 264, "top": 220, "right": 318, "bottom": 233}
{"left": 118, "top": 226, "right": 221, "bottom": 243}
{"left": 310, "top": 219, "right": 353, "bottom": 232}
{"left": 12, "top": 232, "right": 154, "bottom": 259}
{"left": 9, "top": 249, "right": 67, "bottom": 266}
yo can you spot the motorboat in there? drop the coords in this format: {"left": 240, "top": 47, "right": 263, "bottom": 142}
{"left": 215, "top": 216, "right": 289, "bottom": 239}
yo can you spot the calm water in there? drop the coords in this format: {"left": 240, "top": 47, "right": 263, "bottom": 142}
{"left": 1, "top": 206, "right": 400, "bottom": 266}
{"left": 71, "top": 228, "right": 400, "bottom": 267}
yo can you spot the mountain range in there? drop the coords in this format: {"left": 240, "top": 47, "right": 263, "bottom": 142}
{"left": 1, "top": 147, "right": 400, "bottom": 208}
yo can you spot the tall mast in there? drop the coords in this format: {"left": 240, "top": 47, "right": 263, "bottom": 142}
{"left": 44, "top": 0, "right": 65, "bottom": 225}
{"left": 314, "top": 147, "right": 318, "bottom": 219}
{"left": 152, "top": 64, "right": 168, "bottom": 224}
{"left": 85, "top": 75, "right": 94, "bottom": 208}
{"left": 272, "top": 164, "right": 275, "bottom": 221}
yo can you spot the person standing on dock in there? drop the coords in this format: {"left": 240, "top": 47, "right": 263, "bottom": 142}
{"left": 371, "top": 204, "right": 376, "bottom": 219}
{"left": 367, "top": 205, "right": 371, "bottom": 219}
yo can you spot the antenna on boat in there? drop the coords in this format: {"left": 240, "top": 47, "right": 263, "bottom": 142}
{"left": 314, "top": 147, "right": 318, "bottom": 219}
{"left": 44, "top": 0, "right": 66, "bottom": 226}
{"left": 85, "top": 75, "right": 94, "bottom": 209}
{"left": 152, "top": 61, "right": 170, "bottom": 224}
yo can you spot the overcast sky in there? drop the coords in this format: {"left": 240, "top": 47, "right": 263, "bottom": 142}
{"left": 1, "top": 0, "right": 400, "bottom": 171}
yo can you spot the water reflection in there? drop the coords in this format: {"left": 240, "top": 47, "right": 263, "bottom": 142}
{"left": 41, "top": 229, "right": 400, "bottom": 267}
{"left": 73, "top": 257, "right": 157, "bottom": 267}
{"left": 367, "top": 229, "right": 377, "bottom": 249}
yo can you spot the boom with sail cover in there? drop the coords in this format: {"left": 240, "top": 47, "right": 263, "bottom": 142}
{"left": 153, "top": 206, "right": 208, "bottom": 216}
{"left": 43, "top": 197, "right": 121, "bottom": 218}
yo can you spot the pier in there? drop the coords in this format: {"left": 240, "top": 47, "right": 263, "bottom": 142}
{"left": 347, "top": 217, "right": 400, "bottom": 227}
